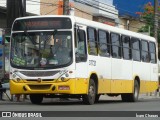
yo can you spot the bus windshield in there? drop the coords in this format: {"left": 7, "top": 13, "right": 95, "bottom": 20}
{"left": 11, "top": 31, "right": 72, "bottom": 69}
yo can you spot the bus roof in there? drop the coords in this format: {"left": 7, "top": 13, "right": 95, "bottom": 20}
{"left": 14, "top": 15, "right": 156, "bottom": 42}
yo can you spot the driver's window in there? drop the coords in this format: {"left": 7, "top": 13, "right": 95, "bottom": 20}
{"left": 76, "top": 29, "right": 87, "bottom": 62}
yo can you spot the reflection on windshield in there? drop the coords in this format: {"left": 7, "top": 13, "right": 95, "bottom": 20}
{"left": 11, "top": 31, "right": 72, "bottom": 69}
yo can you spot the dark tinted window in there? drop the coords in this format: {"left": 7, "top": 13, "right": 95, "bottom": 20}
{"left": 111, "top": 33, "right": 121, "bottom": 58}
{"left": 141, "top": 40, "right": 149, "bottom": 62}
{"left": 122, "top": 35, "right": 131, "bottom": 60}
{"left": 131, "top": 38, "right": 140, "bottom": 61}
{"left": 87, "top": 27, "right": 98, "bottom": 55}
{"left": 149, "top": 42, "right": 156, "bottom": 63}
{"left": 98, "top": 30, "right": 110, "bottom": 57}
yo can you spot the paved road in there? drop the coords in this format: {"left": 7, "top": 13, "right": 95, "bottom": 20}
{"left": 0, "top": 91, "right": 160, "bottom": 120}
{"left": 0, "top": 95, "right": 160, "bottom": 111}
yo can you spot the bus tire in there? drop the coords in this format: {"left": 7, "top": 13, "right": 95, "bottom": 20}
{"left": 30, "top": 94, "right": 43, "bottom": 104}
{"left": 82, "top": 79, "right": 96, "bottom": 105}
{"left": 121, "top": 80, "right": 139, "bottom": 102}
{"left": 95, "top": 94, "right": 100, "bottom": 103}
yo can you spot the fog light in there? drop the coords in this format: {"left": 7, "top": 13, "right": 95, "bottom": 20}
{"left": 52, "top": 86, "right": 56, "bottom": 91}
{"left": 23, "top": 86, "right": 27, "bottom": 91}
{"left": 58, "top": 86, "right": 70, "bottom": 90}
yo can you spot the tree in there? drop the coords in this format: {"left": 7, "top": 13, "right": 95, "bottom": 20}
{"left": 136, "top": 2, "right": 160, "bottom": 43}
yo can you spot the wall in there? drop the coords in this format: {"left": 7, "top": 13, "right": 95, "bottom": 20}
{"left": 26, "top": 0, "right": 40, "bottom": 15}
{"left": 119, "top": 18, "right": 146, "bottom": 32}
{"left": 40, "top": 0, "right": 58, "bottom": 15}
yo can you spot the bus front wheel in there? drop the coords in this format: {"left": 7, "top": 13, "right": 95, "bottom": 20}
{"left": 121, "top": 80, "right": 139, "bottom": 102}
{"left": 30, "top": 94, "right": 43, "bottom": 104}
{"left": 82, "top": 79, "right": 96, "bottom": 105}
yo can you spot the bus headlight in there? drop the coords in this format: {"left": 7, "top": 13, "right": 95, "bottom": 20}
{"left": 61, "top": 77, "right": 65, "bottom": 81}
{"left": 17, "top": 78, "right": 21, "bottom": 82}
{"left": 65, "top": 73, "right": 69, "bottom": 77}
{"left": 12, "top": 73, "right": 22, "bottom": 82}
{"left": 58, "top": 70, "right": 73, "bottom": 82}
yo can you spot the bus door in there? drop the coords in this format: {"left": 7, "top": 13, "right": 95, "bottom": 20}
{"left": 74, "top": 24, "right": 88, "bottom": 93}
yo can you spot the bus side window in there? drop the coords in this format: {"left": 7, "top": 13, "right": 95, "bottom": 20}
{"left": 87, "top": 27, "right": 98, "bottom": 56}
{"left": 131, "top": 38, "right": 141, "bottom": 61}
{"left": 141, "top": 40, "right": 150, "bottom": 62}
{"left": 98, "top": 30, "right": 110, "bottom": 57}
{"left": 111, "top": 33, "right": 121, "bottom": 58}
{"left": 122, "top": 35, "right": 131, "bottom": 60}
{"left": 149, "top": 42, "right": 157, "bottom": 63}
{"left": 75, "top": 29, "right": 87, "bottom": 62}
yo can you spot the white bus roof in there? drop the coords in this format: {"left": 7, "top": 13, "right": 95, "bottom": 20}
{"left": 14, "top": 15, "right": 156, "bottom": 42}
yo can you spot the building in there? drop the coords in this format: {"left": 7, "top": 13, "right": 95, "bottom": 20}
{"left": 40, "top": 0, "right": 119, "bottom": 26}
{"left": 0, "top": 0, "right": 118, "bottom": 28}
{"left": 118, "top": 15, "right": 146, "bottom": 32}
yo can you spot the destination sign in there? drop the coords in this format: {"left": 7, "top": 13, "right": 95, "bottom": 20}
{"left": 13, "top": 18, "right": 72, "bottom": 31}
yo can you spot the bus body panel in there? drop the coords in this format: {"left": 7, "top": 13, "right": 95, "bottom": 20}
{"left": 111, "top": 58, "right": 133, "bottom": 93}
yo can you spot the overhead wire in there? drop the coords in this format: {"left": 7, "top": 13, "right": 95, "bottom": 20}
{"left": 1, "top": 0, "right": 157, "bottom": 30}
{"left": 73, "top": 0, "right": 159, "bottom": 29}
{"left": 44, "top": 7, "right": 58, "bottom": 15}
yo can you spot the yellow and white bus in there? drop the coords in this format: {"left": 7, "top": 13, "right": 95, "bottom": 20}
{"left": 9, "top": 15, "right": 158, "bottom": 104}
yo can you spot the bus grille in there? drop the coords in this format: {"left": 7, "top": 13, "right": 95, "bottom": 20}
{"left": 20, "top": 71, "right": 59, "bottom": 77}
{"left": 29, "top": 85, "right": 51, "bottom": 90}
{"left": 26, "top": 79, "right": 54, "bottom": 82}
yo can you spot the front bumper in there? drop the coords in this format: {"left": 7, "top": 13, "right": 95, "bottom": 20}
{"left": 10, "top": 78, "right": 89, "bottom": 95}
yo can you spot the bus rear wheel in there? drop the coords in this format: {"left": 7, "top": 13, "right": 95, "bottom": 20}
{"left": 121, "top": 80, "right": 139, "bottom": 102}
{"left": 82, "top": 79, "right": 96, "bottom": 105}
{"left": 30, "top": 94, "right": 43, "bottom": 104}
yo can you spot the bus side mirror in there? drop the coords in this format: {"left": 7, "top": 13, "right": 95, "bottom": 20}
{"left": 1, "top": 36, "right": 10, "bottom": 45}
{"left": 5, "top": 36, "right": 10, "bottom": 43}
{"left": 0, "top": 36, "right": 2, "bottom": 45}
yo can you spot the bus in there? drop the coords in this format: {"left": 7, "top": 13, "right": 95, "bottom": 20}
{"left": 9, "top": 15, "right": 158, "bottom": 104}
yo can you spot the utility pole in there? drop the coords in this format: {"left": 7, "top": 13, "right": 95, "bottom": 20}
{"left": 154, "top": 0, "right": 159, "bottom": 41}
{"left": 7, "top": 0, "right": 26, "bottom": 28}
{"left": 63, "top": 0, "right": 69, "bottom": 15}
{"left": 22, "top": 0, "right": 26, "bottom": 16}
{"left": 154, "top": 0, "right": 159, "bottom": 97}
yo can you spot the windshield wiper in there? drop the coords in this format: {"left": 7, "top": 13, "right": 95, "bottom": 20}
{"left": 53, "top": 29, "right": 57, "bottom": 36}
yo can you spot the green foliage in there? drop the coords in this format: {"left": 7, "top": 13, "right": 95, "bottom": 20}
{"left": 136, "top": 2, "right": 160, "bottom": 42}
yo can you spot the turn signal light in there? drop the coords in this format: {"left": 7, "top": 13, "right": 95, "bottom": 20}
{"left": 17, "top": 78, "right": 21, "bottom": 82}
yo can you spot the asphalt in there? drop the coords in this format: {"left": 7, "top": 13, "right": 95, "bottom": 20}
{"left": 1, "top": 89, "right": 160, "bottom": 102}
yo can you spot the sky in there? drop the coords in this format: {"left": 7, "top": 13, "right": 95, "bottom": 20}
{"left": 113, "top": 0, "right": 154, "bottom": 17}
